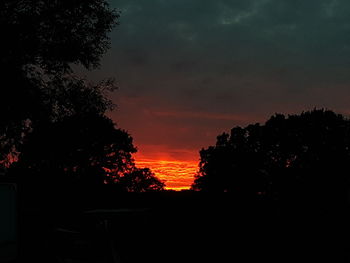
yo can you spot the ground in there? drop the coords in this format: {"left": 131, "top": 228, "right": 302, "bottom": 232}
{"left": 16, "top": 189, "right": 347, "bottom": 262}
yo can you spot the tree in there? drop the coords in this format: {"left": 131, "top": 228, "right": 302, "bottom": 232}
{"left": 10, "top": 92, "right": 165, "bottom": 191}
{"left": 11, "top": 113, "right": 134, "bottom": 183}
{"left": 1, "top": 0, "right": 118, "bottom": 72}
{"left": 0, "top": 0, "right": 119, "bottom": 170}
{"left": 192, "top": 109, "right": 350, "bottom": 202}
{"left": 1, "top": 0, "right": 165, "bottom": 192}
{"left": 117, "top": 168, "right": 165, "bottom": 192}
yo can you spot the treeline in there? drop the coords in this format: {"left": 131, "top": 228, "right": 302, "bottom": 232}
{"left": 193, "top": 109, "right": 350, "bottom": 204}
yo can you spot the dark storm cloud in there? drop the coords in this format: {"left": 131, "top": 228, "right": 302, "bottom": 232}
{"left": 102, "top": 0, "right": 350, "bottom": 155}
{"left": 110, "top": 0, "right": 350, "bottom": 86}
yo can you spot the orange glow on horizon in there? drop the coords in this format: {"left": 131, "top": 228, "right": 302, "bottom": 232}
{"left": 135, "top": 158, "right": 198, "bottom": 191}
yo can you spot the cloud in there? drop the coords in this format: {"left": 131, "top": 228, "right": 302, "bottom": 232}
{"left": 102, "top": 0, "right": 350, "bottom": 157}
{"left": 111, "top": 0, "right": 350, "bottom": 82}
{"left": 150, "top": 110, "right": 247, "bottom": 121}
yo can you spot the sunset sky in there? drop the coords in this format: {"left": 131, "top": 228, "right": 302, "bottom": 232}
{"left": 85, "top": 0, "right": 350, "bottom": 189}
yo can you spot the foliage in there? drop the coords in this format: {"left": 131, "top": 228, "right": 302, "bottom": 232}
{"left": 0, "top": 0, "right": 119, "bottom": 169}
{"left": 12, "top": 114, "right": 133, "bottom": 182}
{"left": 0, "top": 0, "right": 165, "bottom": 192}
{"left": 192, "top": 109, "right": 350, "bottom": 201}
{"left": 0, "top": 0, "right": 119, "bottom": 72}
{"left": 117, "top": 168, "right": 166, "bottom": 192}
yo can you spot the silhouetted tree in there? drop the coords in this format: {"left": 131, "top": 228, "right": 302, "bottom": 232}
{"left": 192, "top": 109, "right": 350, "bottom": 203}
{"left": 1, "top": 1, "right": 165, "bottom": 191}
{"left": 117, "top": 168, "right": 165, "bottom": 192}
{"left": 9, "top": 84, "right": 165, "bottom": 191}
{"left": 4, "top": 63, "right": 165, "bottom": 191}
{"left": 0, "top": 0, "right": 119, "bottom": 170}
{"left": 11, "top": 113, "right": 134, "bottom": 184}
{"left": 1, "top": 0, "right": 118, "bottom": 72}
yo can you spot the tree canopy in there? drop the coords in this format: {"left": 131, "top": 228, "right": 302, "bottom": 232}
{"left": 1, "top": 0, "right": 118, "bottom": 72}
{"left": 0, "top": 0, "right": 165, "bottom": 192}
{"left": 192, "top": 109, "right": 350, "bottom": 202}
{"left": 12, "top": 111, "right": 165, "bottom": 192}
{"left": 0, "top": 0, "right": 119, "bottom": 168}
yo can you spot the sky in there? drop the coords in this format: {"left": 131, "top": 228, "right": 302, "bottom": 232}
{"left": 87, "top": 0, "right": 350, "bottom": 189}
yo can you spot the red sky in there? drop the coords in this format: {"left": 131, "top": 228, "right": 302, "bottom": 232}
{"left": 109, "top": 95, "right": 264, "bottom": 190}
{"left": 135, "top": 155, "right": 198, "bottom": 190}
{"left": 92, "top": 0, "right": 350, "bottom": 189}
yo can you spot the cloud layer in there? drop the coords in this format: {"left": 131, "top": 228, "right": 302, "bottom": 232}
{"left": 95, "top": 0, "right": 350, "bottom": 160}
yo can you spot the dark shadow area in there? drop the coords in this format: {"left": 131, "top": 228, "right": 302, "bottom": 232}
{"left": 9, "top": 184, "right": 347, "bottom": 263}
